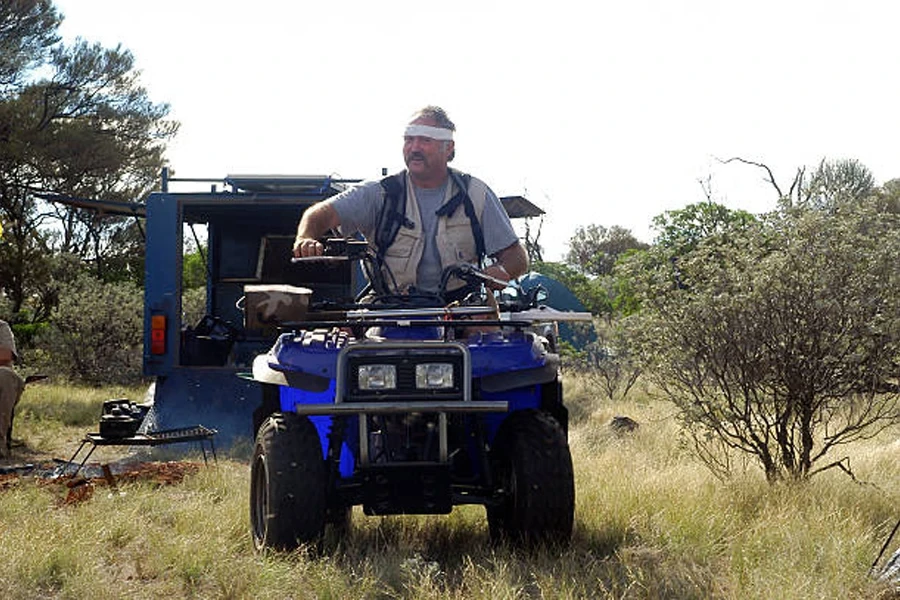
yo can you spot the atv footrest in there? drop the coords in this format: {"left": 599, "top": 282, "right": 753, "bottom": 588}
{"left": 362, "top": 463, "right": 451, "bottom": 515}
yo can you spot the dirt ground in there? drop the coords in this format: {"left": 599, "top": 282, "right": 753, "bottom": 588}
{"left": 1, "top": 435, "right": 206, "bottom": 496}
{"left": 2, "top": 432, "right": 134, "bottom": 469}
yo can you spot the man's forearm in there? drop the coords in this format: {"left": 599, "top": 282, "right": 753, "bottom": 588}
{"left": 494, "top": 242, "right": 528, "bottom": 279}
{"left": 293, "top": 203, "right": 340, "bottom": 257}
{"left": 484, "top": 242, "right": 529, "bottom": 288}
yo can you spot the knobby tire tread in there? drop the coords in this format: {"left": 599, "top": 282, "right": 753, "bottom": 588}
{"left": 252, "top": 412, "right": 326, "bottom": 550}
{"left": 489, "top": 409, "right": 575, "bottom": 545}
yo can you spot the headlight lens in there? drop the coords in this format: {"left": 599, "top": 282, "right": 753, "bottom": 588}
{"left": 357, "top": 364, "right": 396, "bottom": 390}
{"left": 415, "top": 363, "right": 454, "bottom": 389}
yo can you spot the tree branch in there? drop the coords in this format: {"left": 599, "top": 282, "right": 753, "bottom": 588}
{"left": 808, "top": 456, "right": 882, "bottom": 489}
{"left": 718, "top": 156, "right": 784, "bottom": 200}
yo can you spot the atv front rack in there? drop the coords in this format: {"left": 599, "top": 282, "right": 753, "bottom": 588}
{"left": 280, "top": 303, "right": 592, "bottom": 330}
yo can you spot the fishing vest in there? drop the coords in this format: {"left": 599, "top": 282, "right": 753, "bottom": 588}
{"left": 375, "top": 169, "right": 487, "bottom": 293}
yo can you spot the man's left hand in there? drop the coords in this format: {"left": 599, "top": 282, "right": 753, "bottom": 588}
{"left": 482, "top": 264, "right": 511, "bottom": 290}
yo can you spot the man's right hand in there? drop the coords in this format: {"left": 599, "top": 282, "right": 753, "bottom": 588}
{"left": 293, "top": 202, "right": 341, "bottom": 258}
{"left": 292, "top": 237, "right": 325, "bottom": 258}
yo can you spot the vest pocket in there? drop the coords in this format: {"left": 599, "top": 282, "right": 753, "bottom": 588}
{"left": 441, "top": 222, "right": 477, "bottom": 264}
{"left": 382, "top": 229, "right": 419, "bottom": 288}
{"left": 384, "top": 229, "right": 417, "bottom": 258}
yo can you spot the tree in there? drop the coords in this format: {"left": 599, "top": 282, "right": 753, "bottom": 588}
{"left": 651, "top": 201, "right": 756, "bottom": 258}
{"left": 522, "top": 215, "right": 544, "bottom": 264}
{"left": 802, "top": 158, "right": 875, "bottom": 211}
{"left": 628, "top": 204, "right": 900, "bottom": 481}
{"left": 872, "top": 178, "right": 900, "bottom": 215}
{"left": 183, "top": 242, "right": 207, "bottom": 290}
{"left": 609, "top": 202, "right": 757, "bottom": 316}
{"left": 0, "top": 1, "right": 61, "bottom": 93}
{"left": 565, "top": 224, "right": 648, "bottom": 277}
{"left": 181, "top": 241, "right": 208, "bottom": 326}
{"left": 721, "top": 156, "right": 880, "bottom": 213}
{"left": 0, "top": 2, "right": 177, "bottom": 319}
{"left": 581, "top": 317, "right": 643, "bottom": 401}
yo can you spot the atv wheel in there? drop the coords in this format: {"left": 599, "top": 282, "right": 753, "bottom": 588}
{"left": 487, "top": 409, "right": 574, "bottom": 545}
{"left": 250, "top": 412, "right": 326, "bottom": 551}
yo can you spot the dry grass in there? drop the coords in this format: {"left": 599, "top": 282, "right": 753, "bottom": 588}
{"left": 1, "top": 379, "right": 900, "bottom": 598}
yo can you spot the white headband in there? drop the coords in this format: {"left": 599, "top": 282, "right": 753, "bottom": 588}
{"left": 404, "top": 124, "right": 454, "bottom": 141}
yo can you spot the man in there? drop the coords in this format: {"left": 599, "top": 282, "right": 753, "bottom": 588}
{"left": 293, "top": 106, "right": 528, "bottom": 298}
{"left": 0, "top": 319, "right": 24, "bottom": 458}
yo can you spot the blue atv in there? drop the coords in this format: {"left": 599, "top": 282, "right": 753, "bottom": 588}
{"left": 248, "top": 239, "right": 574, "bottom": 549}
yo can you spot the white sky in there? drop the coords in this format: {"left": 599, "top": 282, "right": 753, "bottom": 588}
{"left": 53, "top": 0, "right": 900, "bottom": 260}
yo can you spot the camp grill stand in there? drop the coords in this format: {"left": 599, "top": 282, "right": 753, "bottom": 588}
{"left": 62, "top": 426, "right": 218, "bottom": 479}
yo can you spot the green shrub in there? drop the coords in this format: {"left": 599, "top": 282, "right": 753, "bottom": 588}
{"left": 37, "top": 274, "right": 144, "bottom": 385}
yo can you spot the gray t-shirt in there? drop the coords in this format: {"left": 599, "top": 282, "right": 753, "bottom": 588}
{"left": 329, "top": 173, "right": 518, "bottom": 292}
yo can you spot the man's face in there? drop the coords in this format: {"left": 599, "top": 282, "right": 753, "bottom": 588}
{"left": 403, "top": 117, "right": 454, "bottom": 184}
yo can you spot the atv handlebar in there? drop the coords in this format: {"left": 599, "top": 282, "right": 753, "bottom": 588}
{"left": 290, "top": 238, "right": 370, "bottom": 264}
{"left": 291, "top": 238, "right": 513, "bottom": 306}
{"left": 443, "top": 263, "right": 510, "bottom": 293}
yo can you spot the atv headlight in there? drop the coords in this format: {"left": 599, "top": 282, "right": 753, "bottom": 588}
{"left": 357, "top": 364, "right": 396, "bottom": 390}
{"left": 415, "top": 363, "right": 454, "bottom": 389}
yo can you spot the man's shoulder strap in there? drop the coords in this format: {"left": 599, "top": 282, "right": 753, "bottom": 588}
{"left": 380, "top": 171, "right": 404, "bottom": 199}
{"left": 450, "top": 169, "right": 472, "bottom": 196}
{"left": 440, "top": 169, "right": 485, "bottom": 263}
{"left": 375, "top": 171, "right": 410, "bottom": 254}
{"left": 439, "top": 169, "right": 474, "bottom": 216}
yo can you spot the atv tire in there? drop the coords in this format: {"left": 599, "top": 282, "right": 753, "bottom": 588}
{"left": 487, "top": 409, "right": 574, "bottom": 546}
{"left": 250, "top": 412, "right": 326, "bottom": 551}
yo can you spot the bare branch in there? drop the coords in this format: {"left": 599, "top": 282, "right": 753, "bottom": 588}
{"left": 786, "top": 167, "right": 806, "bottom": 206}
{"left": 718, "top": 156, "right": 784, "bottom": 199}
{"left": 808, "top": 456, "right": 882, "bottom": 490}
{"left": 698, "top": 174, "right": 715, "bottom": 202}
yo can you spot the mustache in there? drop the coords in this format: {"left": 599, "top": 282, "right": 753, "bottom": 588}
{"left": 407, "top": 152, "right": 426, "bottom": 162}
